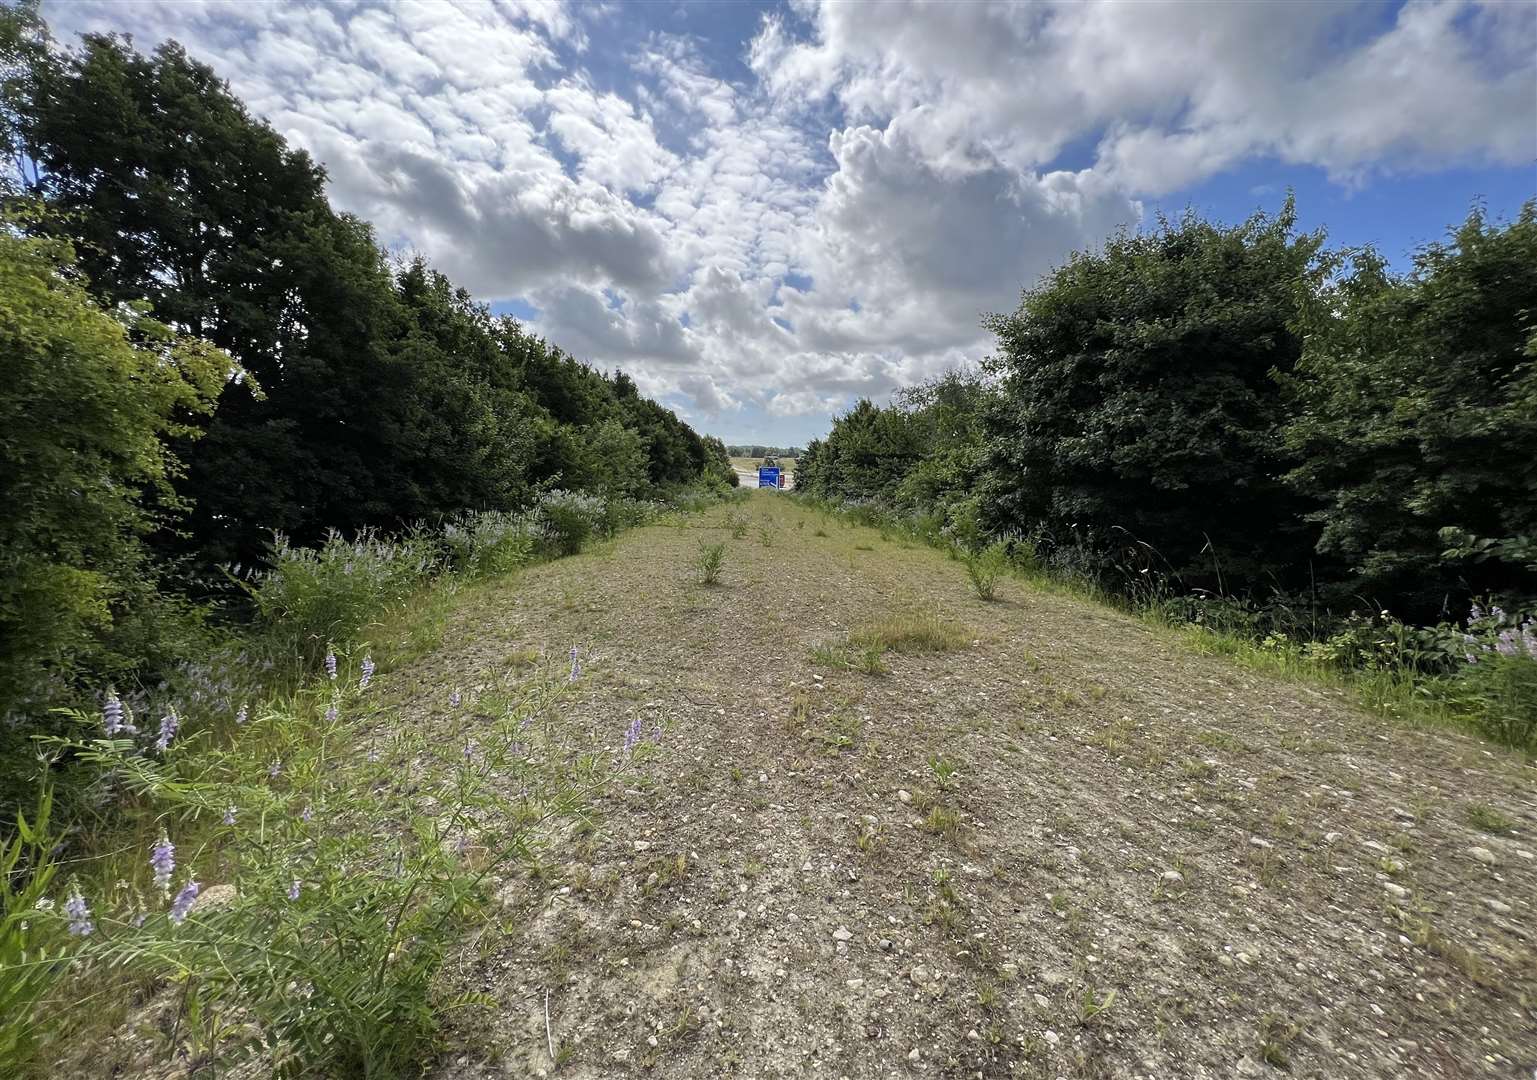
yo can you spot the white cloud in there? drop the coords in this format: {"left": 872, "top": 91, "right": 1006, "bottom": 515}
{"left": 38, "top": 0, "right": 1535, "bottom": 440}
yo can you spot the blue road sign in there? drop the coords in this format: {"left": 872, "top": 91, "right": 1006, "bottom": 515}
{"left": 758, "top": 467, "right": 781, "bottom": 489}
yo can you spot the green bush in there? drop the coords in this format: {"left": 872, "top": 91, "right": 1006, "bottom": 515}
{"left": 965, "top": 543, "right": 1009, "bottom": 601}
{"left": 696, "top": 541, "right": 727, "bottom": 585}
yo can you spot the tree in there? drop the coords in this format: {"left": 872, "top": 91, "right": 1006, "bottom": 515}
{"left": 0, "top": 219, "right": 229, "bottom": 715}
{"left": 979, "top": 202, "right": 1324, "bottom": 591}
{"left": 1283, "top": 202, "right": 1537, "bottom": 617}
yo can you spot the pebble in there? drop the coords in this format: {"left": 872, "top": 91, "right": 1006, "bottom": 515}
{"left": 1362, "top": 840, "right": 1390, "bottom": 855}
{"left": 1249, "top": 837, "right": 1272, "bottom": 849}
{"left": 832, "top": 926, "right": 853, "bottom": 942}
{"left": 1468, "top": 847, "right": 1498, "bottom": 866}
{"left": 1384, "top": 883, "right": 1410, "bottom": 900}
{"left": 909, "top": 966, "right": 929, "bottom": 986}
{"left": 908, "top": 1048, "right": 921, "bottom": 1063}
{"left": 879, "top": 938, "right": 893, "bottom": 951}
{"left": 1484, "top": 898, "right": 1513, "bottom": 915}
{"left": 897, "top": 790, "right": 913, "bottom": 804}
{"left": 1161, "top": 870, "right": 1184, "bottom": 884}
{"left": 1043, "top": 1030, "right": 1060, "bottom": 1047}
{"left": 1033, "top": 993, "right": 1051, "bottom": 1009}
{"left": 1324, "top": 831, "right": 1343, "bottom": 843}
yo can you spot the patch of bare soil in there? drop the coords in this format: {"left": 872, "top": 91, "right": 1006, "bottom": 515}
{"left": 389, "top": 495, "right": 1535, "bottom": 1079}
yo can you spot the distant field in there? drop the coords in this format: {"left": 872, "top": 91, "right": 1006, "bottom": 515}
{"left": 729, "top": 456, "right": 796, "bottom": 472}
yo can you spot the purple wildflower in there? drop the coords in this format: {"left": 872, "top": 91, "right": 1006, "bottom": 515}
{"left": 64, "top": 886, "right": 94, "bottom": 937}
{"left": 1496, "top": 629, "right": 1519, "bottom": 657}
{"left": 359, "top": 656, "right": 375, "bottom": 691}
{"left": 325, "top": 704, "right": 338, "bottom": 724}
{"left": 154, "top": 709, "right": 179, "bottom": 752}
{"left": 569, "top": 645, "right": 581, "bottom": 682}
{"left": 150, "top": 833, "right": 175, "bottom": 891}
{"left": 223, "top": 805, "right": 236, "bottom": 826}
{"left": 463, "top": 739, "right": 476, "bottom": 763}
{"left": 288, "top": 878, "right": 301, "bottom": 902}
{"left": 325, "top": 650, "right": 338, "bottom": 680}
{"left": 269, "top": 758, "right": 282, "bottom": 779}
{"left": 300, "top": 804, "right": 313, "bottom": 823}
{"left": 169, "top": 881, "right": 200, "bottom": 925}
{"left": 623, "top": 715, "right": 643, "bottom": 754}
{"left": 1469, "top": 602, "right": 1485, "bottom": 622}
{"left": 234, "top": 703, "right": 249, "bottom": 726}
{"left": 449, "top": 691, "right": 462, "bottom": 709}
{"left": 103, "top": 694, "right": 124, "bottom": 737}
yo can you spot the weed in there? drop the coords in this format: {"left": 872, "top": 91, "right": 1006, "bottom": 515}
{"left": 1078, "top": 988, "right": 1117, "bottom": 1024}
{"left": 1257, "top": 1014, "right": 1301, "bottom": 1068}
{"left": 695, "top": 540, "right": 727, "bottom": 585}
{"left": 1465, "top": 803, "right": 1514, "bottom": 834}
{"left": 928, "top": 754, "right": 960, "bottom": 790}
{"left": 849, "top": 615, "right": 969, "bottom": 654}
{"left": 965, "top": 542, "right": 1009, "bottom": 601}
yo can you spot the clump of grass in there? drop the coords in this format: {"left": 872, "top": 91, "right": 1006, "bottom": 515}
{"left": 964, "top": 542, "right": 1009, "bottom": 601}
{"left": 849, "top": 614, "right": 969, "bottom": 654}
{"left": 695, "top": 540, "right": 727, "bottom": 585}
{"left": 1465, "top": 803, "right": 1514, "bottom": 834}
{"left": 1257, "top": 1014, "right": 1301, "bottom": 1068}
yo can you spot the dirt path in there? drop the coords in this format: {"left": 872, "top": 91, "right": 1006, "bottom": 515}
{"left": 393, "top": 494, "right": 1534, "bottom": 1079}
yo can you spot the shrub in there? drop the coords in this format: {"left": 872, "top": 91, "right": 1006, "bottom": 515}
{"left": 245, "top": 530, "right": 439, "bottom": 666}
{"left": 965, "top": 543, "right": 1009, "bottom": 601}
{"left": 534, "top": 491, "right": 603, "bottom": 557}
{"left": 440, "top": 510, "right": 537, "bottom": 579}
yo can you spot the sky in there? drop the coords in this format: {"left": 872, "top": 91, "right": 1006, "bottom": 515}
{"left": 41, "top": 0, "right": 1537, "bottom": 447}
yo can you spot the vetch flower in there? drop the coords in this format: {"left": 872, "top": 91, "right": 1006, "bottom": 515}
{"left": 463, "top": 739, "right": 476, "bottom": 763}
{"left": 64, "top": 885, "right": 94, "bottom": 937}
{"left": 103, "top": 694, "right": 124, "bottom": 737}
{"left": 449, "top": 691, "right": 462, "bottom": 709}
{"left": 169, "top": 881, "right": 200, "bottom": 925}
{"left": 234, "top": 703, "right": 248, "bottom": 726}
{"left": 569, "top": 645, "right": 582, "bottom": 682}
{"left": 300, "top": 804, "right": 313, "bottom": 823}
{"left": 359, "top": 656, "right": 375, "bottom": 691}
{"left": 288, "top": 878, "right": 301, "bottom": 902}
{"left": 223, "top": 805, "right": 236, "bottom": 826}
{"left": 154, "top": 709, "right": 179, "bottom": 752}
{"left": 150, "top": 833, "right": 175, "bottom": 891}
{"left": 325, "top": 704, "right": 338, "bottom": 724}
{"left": 325, "top": 650, "right": 338, "bottom": 680}
{"left": 623, "top": 716, "right": 643, "bottom": 754}
{"left": 268, "top": 758, "right": 282, "bottom": 779}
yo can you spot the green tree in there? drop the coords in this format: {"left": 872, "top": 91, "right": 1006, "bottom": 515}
{"left": 980, "top": 202, "right": 1324, "bottom": 591}
{"left": 0, "top": 221, "right": 229, "bottom": 716}
{"left": 1283, "top": 202, "right": 1537, "bottom": 616}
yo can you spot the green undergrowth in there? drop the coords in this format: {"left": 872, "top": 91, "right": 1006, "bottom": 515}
{"left": 0, "top": 487, "right": 715, "bottom": 1077}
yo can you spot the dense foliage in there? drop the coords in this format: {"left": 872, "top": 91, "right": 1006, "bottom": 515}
{"left": 797, "top": 198, "right": 1537, "bottom": 747}
{"left": 0, "top": 11, "right": 717, "bottom": 727}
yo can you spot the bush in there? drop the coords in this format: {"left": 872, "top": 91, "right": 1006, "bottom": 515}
{"left": 245, "top": 530, "right": 439, "bottom": 666}
{"left": 440, "top": 510, "right": 537, "bottom": 579}
{"left": 965, "top": 543, "right": 1009, "bottom": 601}
{"left": 534, "top": 491, "right": 604, "bottom": 557}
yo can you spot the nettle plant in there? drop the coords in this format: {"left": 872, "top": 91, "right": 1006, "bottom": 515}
{"left": 27, "top": 648, "right": 658, "bottom": 1076}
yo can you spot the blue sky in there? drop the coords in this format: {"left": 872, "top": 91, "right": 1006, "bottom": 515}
{"left": 44, "top": 0, "right": 1537, "bottom": 448}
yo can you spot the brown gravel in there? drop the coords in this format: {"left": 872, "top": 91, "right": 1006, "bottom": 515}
{"left": 396, "top": 493, "right": 1535, "bottom": 1079}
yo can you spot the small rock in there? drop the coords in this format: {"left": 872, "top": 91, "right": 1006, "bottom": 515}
{"left": 1362, "top": 840, "right": 1391, "bottom": 855}
{"left": 1043, "top": 1030, "right": 1060, "bottom": 1047}
{"left": 1032, "top": 993, "right": 1050, "bottom": 1009}
{"left": 1384, "top": 883, "right": 1410, "bottom": 900}
{"left": 1468, "top": 846, "right": 1498, "bottom": 866}
{"left": 846, "top": 978, "right": 865, "bottom": 989}
{"left": 1161, "top": 870, "right": 1184, "bottom": 884}
{"left": 908, "top": 1048, "right": 921, "bottom": 1063}
{"left": 966, "top": 1029, "right": 980, "bottom": 1041}
{"left": 189, "top": 883, "right": 237, "bottom": 913}
{"left": 1323, "top": 831, "right": 1343, "bottom": 843}
{"left": 646, "top": 1036, "right": 658, "bottom": 1048}
{"left": 801, "top": 860, "right": 814, "bottom": 872}
{"left": 1484, "top": 898, "right": 1513, "bottom": 915}
{"left": 909, "top": 966, "right": 929, "bottom": 986}
{"left": 832, "top": 926, "right": 853, "bottom": 942}
{"left": 897, "top": 790, "right": 913, "bottom": 804}
{"left": 1249, "top": 837, "right": 1272, "bottom": 849}
{"left": 879, "top": 938, "right": 893, "bottom": 951}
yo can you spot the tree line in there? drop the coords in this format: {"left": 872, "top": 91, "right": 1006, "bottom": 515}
{"left": 798, "top": 199, "right": 1537, "bottom": 632}
{"left": 0, "top": 8, "right": 728, "bottom": 720}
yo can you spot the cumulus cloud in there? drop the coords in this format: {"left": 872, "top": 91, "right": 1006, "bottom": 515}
{"left": 40, "top": 0, "right": 1536, "bottom": 439}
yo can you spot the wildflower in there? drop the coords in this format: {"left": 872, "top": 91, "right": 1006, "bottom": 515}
{"left": 150, "top": 833, "right": 175, "bottom": 891}
{"left": 367, "top": 747, "right": 380, "bottom": 763}
{"left": 325, "top": 650, "right": 338, "bottom": 680}
{"left": 223, "top": 805, "right": 236, "bottom": 826}
{"left": 169, "top": 881, "right": 200, "bottom": 925}
{"left": 623, "top": 715, "right": 643, "bottom": 754}
{"left": 300, "top": 804, "right": 313, "bottom": 822}
{"left": 449, "top": 691, "right": 462, "bottom": 709}
{"left": 325, "top": 704, "right": 338, "bottom": 724}
{"left": 463, "top": 739, "right": 476, "bottom": 763}
{"left": 103, "top": 694, "right": 124, "bottom": 737}
{"left": 359, "top": 656, "right": 375, "bottom": 691}
{"left": 1469, "top": 602, "right": 1484, "bottom": 622}
{"left": 569, "top": 645, "right": 582, "bottom": 682}
{"left": 64, "top": 885, "right": 94, "bottom": 937}
{"left": 288, "top": 878, "right": 301, "bottom": 902}
{"left": 154, "top": 709, "right": 179, "bottom": 752}
{"left": 1496, "top": 629, "right": 1519, "bottom": 657}
{"left": 269, "top": 758, "right": 282, "bottom": 779}
{"left": 235, "top": 703, "right": 248, "bottom": 726}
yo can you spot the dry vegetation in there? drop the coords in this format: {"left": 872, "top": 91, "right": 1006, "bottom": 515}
{"left": 367, "top": 493, "right": 1536, "bottom": 1078}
